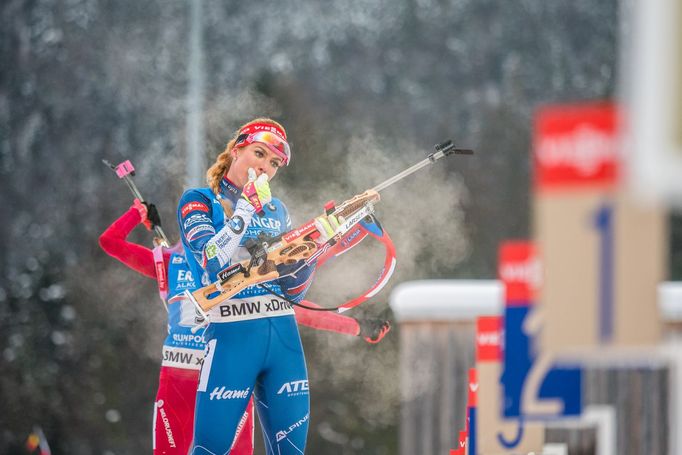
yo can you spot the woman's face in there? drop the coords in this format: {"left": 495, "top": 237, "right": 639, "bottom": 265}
{"left": 226, "top": 142, "right": 283, "bottom": 188}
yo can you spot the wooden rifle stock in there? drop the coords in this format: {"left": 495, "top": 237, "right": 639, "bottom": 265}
{"left": 189, "top": 190, "right": 380, "bottom": 312}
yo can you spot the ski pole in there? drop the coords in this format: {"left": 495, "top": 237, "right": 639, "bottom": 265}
{"left": 102, "top": 159, "right": 170, "bottom": 247}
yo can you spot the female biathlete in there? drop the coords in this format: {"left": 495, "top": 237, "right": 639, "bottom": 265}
{"left": 100, "top": 192, "right": 389, "bottom": 452}
{"left": 178, "top": 118, "right": 351, "bottom": 454}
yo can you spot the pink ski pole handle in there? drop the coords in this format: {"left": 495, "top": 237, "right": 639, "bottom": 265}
{"left": 115, "top": 160, "right": 135, "bottom": 178}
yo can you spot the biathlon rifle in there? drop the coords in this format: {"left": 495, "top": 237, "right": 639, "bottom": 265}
{"left": 102, "top": 159, "right": 171, "bottom": 247}
{"left": 188, "top": 140, "right": 473, "bottom": 317}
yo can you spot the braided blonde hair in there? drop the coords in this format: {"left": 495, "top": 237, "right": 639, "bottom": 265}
{"left": 206, "top": 117, "right": 287, "bottom": 216}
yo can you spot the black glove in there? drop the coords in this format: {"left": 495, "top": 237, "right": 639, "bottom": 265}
{"left": 133, "top": 198, "right": 161, "bottom": 231}
{"left": 357, "top": 318, "right": 391, "bottom": 344}
{"left": 145, "top": 202, "right": 162, "bottom": 229}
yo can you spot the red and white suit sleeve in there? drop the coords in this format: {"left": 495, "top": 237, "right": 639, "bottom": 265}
{"left": 293, "top": 301, "right": 360, "bottom": 336}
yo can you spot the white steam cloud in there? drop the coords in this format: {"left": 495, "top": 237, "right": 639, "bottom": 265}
{"left": 275, "top": 130, "right": 471, "bottom": 427}
{"left": 281, "top": 130, "right": 471, "bottom": 306}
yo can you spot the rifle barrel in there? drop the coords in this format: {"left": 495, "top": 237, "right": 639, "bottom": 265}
{"left": 372, "top": 156, "right": 434, "bottom": 193}
{"left": 372, "top": 147, "right": 457, "bottom": 193}
{"left": 371, "top": 141, "right": 473, "bottom": 193}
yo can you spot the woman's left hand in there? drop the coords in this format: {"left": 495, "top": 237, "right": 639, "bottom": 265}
{"left": 357, "top": 318, "right": 391, "bottom": 344}
{"left": 313, "top": 214, "right": 343, "bottom": 244}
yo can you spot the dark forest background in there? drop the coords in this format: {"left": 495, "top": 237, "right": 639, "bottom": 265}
{"left": 2, "top": 0, "right": 681, "bottom": 453}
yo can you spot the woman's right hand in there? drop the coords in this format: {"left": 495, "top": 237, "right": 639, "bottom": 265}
{"left": 133, "top": 198, "right": 161, "bottom": 231}
{"left": 133, "top": 198, "right": 152, "bottom": 230}
{"left": 241, "top": 168, "right": 272, "bottom": 214}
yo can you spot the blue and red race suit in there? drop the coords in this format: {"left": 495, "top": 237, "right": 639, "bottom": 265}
{"left": 99, "top": 208, "right": 255, "bottom": 455}
{"left": 162, "top": 249, "right": 205, "bottom": 366}
{"left": 178, "top": 176, "right": 314, "bottom": 454}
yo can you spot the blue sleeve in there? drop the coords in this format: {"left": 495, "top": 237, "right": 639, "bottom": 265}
{"left": 278, "top": 265, "right": 316, "bottom": 303}
{"left": 178, "top": 189, "right": 256, "bottom": 278}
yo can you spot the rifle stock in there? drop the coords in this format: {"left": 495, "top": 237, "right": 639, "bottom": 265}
{"left": 334, "top": 190, "right": 380, "bottom": 219}
{"left": 189, "top": 189, "right": 380, "bottom": 313}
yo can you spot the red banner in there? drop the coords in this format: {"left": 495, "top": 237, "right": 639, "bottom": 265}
{"left": 533, "top": 103, "right": 620, "bottom": 190}
{"left": 467, "top": 367, "right": 478, "bottom": 408}
{"left": 458, "top": 430, "right": 468, "bottom": 451}
{"left": 476, "top": 316, "right": 502, "bottom": 362}
{"left": 498, "top": 241, "right": 539, "bottom": 303}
